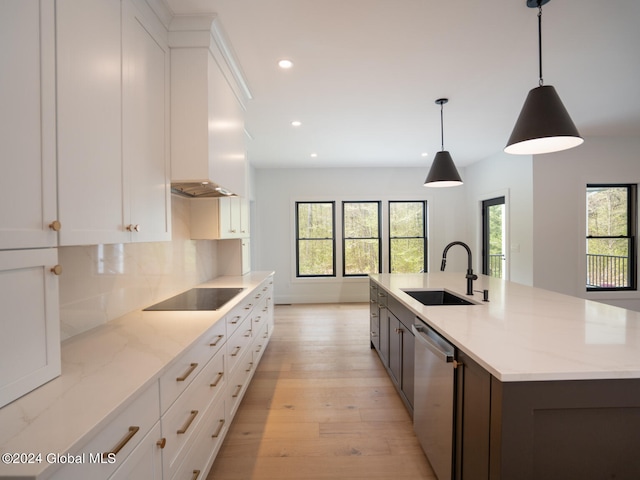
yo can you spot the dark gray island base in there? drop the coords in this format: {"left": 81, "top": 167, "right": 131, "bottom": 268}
{"left": 369, "top": 277, "right": 640, "bottom": 480}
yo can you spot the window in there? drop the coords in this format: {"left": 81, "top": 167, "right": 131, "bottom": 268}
{"left": 389, "top": 201, "right": 426, "bottom": 273}
{"left": 586, "top": 184, "right": 637, "bottom": 290}
{"left": 482, "top": 197, "right": 505, "bottom": 278}
{"left": 343, "top": 201, "right": 381, "bottom": 276}
{"left": 296, "top": 202, "right": 335, "bottom": 277}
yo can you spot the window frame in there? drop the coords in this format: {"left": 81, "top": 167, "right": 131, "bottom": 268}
{"left": 388, "top": 200, "right": 427, "bottom": 274}
{"left": 295, "top": 201, "right": 336, "bottom": 278}
{"left": 586, "top": 183, "right": 637, "bottom": 291}
{"left": 342, "top": 200, "right": 382, "bottom": 277}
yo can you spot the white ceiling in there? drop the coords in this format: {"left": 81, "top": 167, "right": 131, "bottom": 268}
{"left": 165, "top": 0, "right": 640, "bottom": 169}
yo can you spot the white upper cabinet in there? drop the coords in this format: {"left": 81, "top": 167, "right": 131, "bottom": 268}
{"left": 0, "top": 0, "right": 58, "bottom": 250}
{"left": 122, "top": 0, "right": 171, "bottom": 243}
{"left": 169, "top": 16, "right": 251, "bottom": 198}
{"left": 57, "top": 0, "right": 170, "bottom": 246}
{"left": 190, "top": 197, "right": 249, "bottom": 240}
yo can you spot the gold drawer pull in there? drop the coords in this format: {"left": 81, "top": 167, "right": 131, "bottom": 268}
{"left": 243, "top": 329, "right": 251, "bottom": 338}
{"left": 177, "top": 410, "right": 199, "bottom": 435}
{"left": 245, "top": 362, "right": 253, "bottom": 373}
{"left": 211, "top": 419, "right": 226, "bottom": 438}
{"left": 176, "top": 363, "right": 198, "bottom": 382}
{"left": 244, "top": 303, "right": 253, "bottom": 310}
{"left": 210, "top": 372, "right": 224, "bottom": 388}
{"left": 230, "top": 346, "right": 241, "bottom": 357}
{"left": 156, "top": 437, "right": 166, "bottom": 449}
{"left": 231, "top": 384, "right": 242, "bottom": 398}
{"left": 230, "top": 315, "right": 241, "bottom": 325}
{"left": 255, "top": 344, "right": 263, "bottom": 353}
{"left": 254, "top": 315, "right": 262, "bottom": 323}
{"left": 209, "top": 334, "right": 224, "bottom": 347}
{"left": 191, "top": 470, "right": 201, "bottom": 480}
{"left": 104, "top": 426, "right": 139, "bottom": 458}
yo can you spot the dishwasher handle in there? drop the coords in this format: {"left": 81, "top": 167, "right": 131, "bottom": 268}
{"left": 412, "top": 324, "right": 455, "bottom": 363}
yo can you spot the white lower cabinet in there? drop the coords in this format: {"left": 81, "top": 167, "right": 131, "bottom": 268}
{"left": 0, "top": 248, "right": 61, "bottom": 408}
{"left": 29, "top": 275, "right": 275, "bottom": 480}
{"left": 49, "top": 382, "right": 161, "bottom": 480}
{"left": 108, "top": 422, "right": 163, "bottom": 480}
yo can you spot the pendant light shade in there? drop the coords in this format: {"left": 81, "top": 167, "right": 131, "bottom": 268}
{"left": 424, "top": 98, "right": 463, "bottom": 188}
{"left": 505, "top": 0, "right": 583, "bottom": 155}
{"left": 505, "top": 85, "right": 583, "bottom": 155}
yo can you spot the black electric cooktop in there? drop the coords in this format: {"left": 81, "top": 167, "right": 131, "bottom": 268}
{"left": 143, "top": 287, "right": 245, "bottom": 311}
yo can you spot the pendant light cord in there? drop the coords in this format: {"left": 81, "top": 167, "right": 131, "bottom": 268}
{"left": 538, "top": 1, "right": 544, "bottom": 86}
{"left": 440, "top": 101, "right": 444, "bottom": 151}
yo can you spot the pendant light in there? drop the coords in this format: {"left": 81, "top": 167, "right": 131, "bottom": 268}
{"left": 505, "top": 0, "right": 583, "bottom": 155}
{"left": 424, "top": 98, "right": 463, "bottom": 188}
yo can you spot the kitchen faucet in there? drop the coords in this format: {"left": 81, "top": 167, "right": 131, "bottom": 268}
{"left": 440, "top": 241, "right": 478, "bottom": 295}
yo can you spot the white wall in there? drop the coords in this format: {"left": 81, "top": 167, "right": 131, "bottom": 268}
{"left": 253, "top": 167, "right": 468, "bottom": 304}
{"left": 464, "top": 152, "right": 534, "bottom": 286}
{"left": 533, "top": 137, "right": 640, "bottom": 310}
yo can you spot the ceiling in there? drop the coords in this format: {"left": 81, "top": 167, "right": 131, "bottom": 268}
{"left": 165, "top": 0, "right": 640, "bottom": 170}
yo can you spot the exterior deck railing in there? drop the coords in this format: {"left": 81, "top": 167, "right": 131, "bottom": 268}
{"left": 489, "top": 254, "right": 504, "bottom": 279}
{"left": 586, "top": 254, "right": 628, "bottom": 288}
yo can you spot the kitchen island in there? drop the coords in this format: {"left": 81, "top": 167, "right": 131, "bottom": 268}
{"left": 370, "top": 272, "right": 640, "bottom": 480}
{"left": 0, "top": 272, "right": 274, "bottom": 480}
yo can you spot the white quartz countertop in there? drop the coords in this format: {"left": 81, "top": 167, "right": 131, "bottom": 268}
{"left": 370, "top": 272, "right": 640, "bottom": 382}
{"left": 0, "top": 272, "right": 274, "bottom": 479}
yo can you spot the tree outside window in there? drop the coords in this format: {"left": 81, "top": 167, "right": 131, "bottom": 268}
{"left": 343, "top": 201, "right": 380, "bottom": 276}
{"left": 586, "top": 184, "right": 636, "bottom": 290}
{"left": 296, "top": 202, "right": 335, "bottom": 277}
{"left": 389, "top": 201, "right": 426, "bottom": 273}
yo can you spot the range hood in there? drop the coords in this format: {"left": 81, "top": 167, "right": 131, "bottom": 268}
{"left": 171, "top": 181, "right": 236, "bottom": 198}
{"left": 169, "top": 16, "right": 252, "bottom": 199}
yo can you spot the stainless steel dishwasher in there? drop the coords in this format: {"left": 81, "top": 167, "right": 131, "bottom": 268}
{"left": 412, "top": 321, "right": 456, "bottom": 480}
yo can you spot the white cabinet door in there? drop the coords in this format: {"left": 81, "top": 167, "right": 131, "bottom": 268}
{"left": 0, "top": 248, "right": 61, "bottom": 408}
{"left": 109, "top": 422, "right": 163, "bottom": 480}
{"left": 56, "top": 0, "right": 127, "bottom": 246}
{"left": 0, "top": 0, "right": 57, "bottom": 250}
{"left": 122, "top": 0, "right": 171, "bottom": 243}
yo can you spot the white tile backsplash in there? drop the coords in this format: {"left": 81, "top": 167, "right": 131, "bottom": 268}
{"left": 59, "top": 195, "right": 218, "bottom": 340}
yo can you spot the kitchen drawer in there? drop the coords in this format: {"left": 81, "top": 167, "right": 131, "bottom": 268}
{"left": 225, "top": 315, "right": 252, "bottom": 376}
{"left": 159, "top": 318, "right": 226, "bottom": 413}
{"left": 226, "top": 349, "right": 254, "bottom": 420}
{"left": 225, "top": 294, "right": 255, "bottom": 337}
{"left": 252, "top": 320, "right": 269, "bottom": 367}
{"left": 170, "top": 398, "right": 227, "bottom": 480}
{"left": 49, "top": 381, "right": 160, "bottom": 480}
{"left": 161, "top": 347, "right": 225, "bottom": 480}
{"left": 251, "top": 295, "right": 269, "bottom": 331}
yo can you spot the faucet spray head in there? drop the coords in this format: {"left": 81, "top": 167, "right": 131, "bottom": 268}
{"left": 440, "top": 258, "right": 447, "bottom": 271}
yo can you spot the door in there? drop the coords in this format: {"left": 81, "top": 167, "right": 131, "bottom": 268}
{"left": 482, "top": 197, "right": 506, "bottom": 278}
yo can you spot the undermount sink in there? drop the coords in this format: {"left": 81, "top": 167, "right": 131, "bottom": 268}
{"left": 402, "top": 289, "right": 475, "bottom": 306}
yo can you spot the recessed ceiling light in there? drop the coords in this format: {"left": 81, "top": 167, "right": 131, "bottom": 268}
{"left": 310, "top": 153, "right": 318, "bottom": 158}
{"left": 278, "top": 59, "right": 293, "bottom": 69}
{"left": 421, "top": 152, "right": 429, "bottom": 157}
{"left": 291, "top": 120, "right": 302, "bottom": 127}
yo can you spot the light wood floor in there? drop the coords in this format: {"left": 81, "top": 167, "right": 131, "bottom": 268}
{"left": 206, "top": 303, "right": 436, "bottom": 480}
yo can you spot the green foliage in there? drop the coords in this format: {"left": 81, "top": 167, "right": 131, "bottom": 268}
{"left": 390, "top": 202, "right": 425, "bottom": 273}
{"left": 587, "top": 186, "right": 629, "bottom": 256}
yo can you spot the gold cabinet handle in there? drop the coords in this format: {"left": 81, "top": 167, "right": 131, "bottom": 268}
{"left": 395, "top": 328, "right": 404, "bottom": 334}
{"left": 191, "top": 470, "right": 201, "bottom": 480}
{"left": 245, "top": 362, "right": 253, "bottom": 373}
{"left": 230, "top": 346, "right": 241, "bottom": 357}
{"left": 50, "top": 265, "right": 63, "bottom": 276}
{"left": 230, "top": 315, "right": 241, "bottom": 325}
{"left": 156, "top": 437, "right": 166, "bottom": 449}
{"left": 211, "top": 419, "right": 225, "bottom": 438}
{"left": 176, "top": 363, "right": 198, "bottom": 382}
{"left": 231, "top": 384, "right": 243, "bottom": 398}
{"left": 243, "top": 329, "right": 251, "bottom": 338}
{"left": 177, "top": 410, "right": 199, "bottom": 435}
{"left": 209, "top": 334, "right": 224, "bottom": 347}
{"left": 49, "top": 220, "right": 62, "bottom": 231}
{"left": 104, "top": 426, "right": 139, "bottom": 458}
{"left": 244, "top": 304, "right": 253, "bottom": 310}
{"left": 255, "top": 344, "right": 263, "bottom": 353}
{"left": 210, "top": 372, "right": 224, "bottom": 388}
